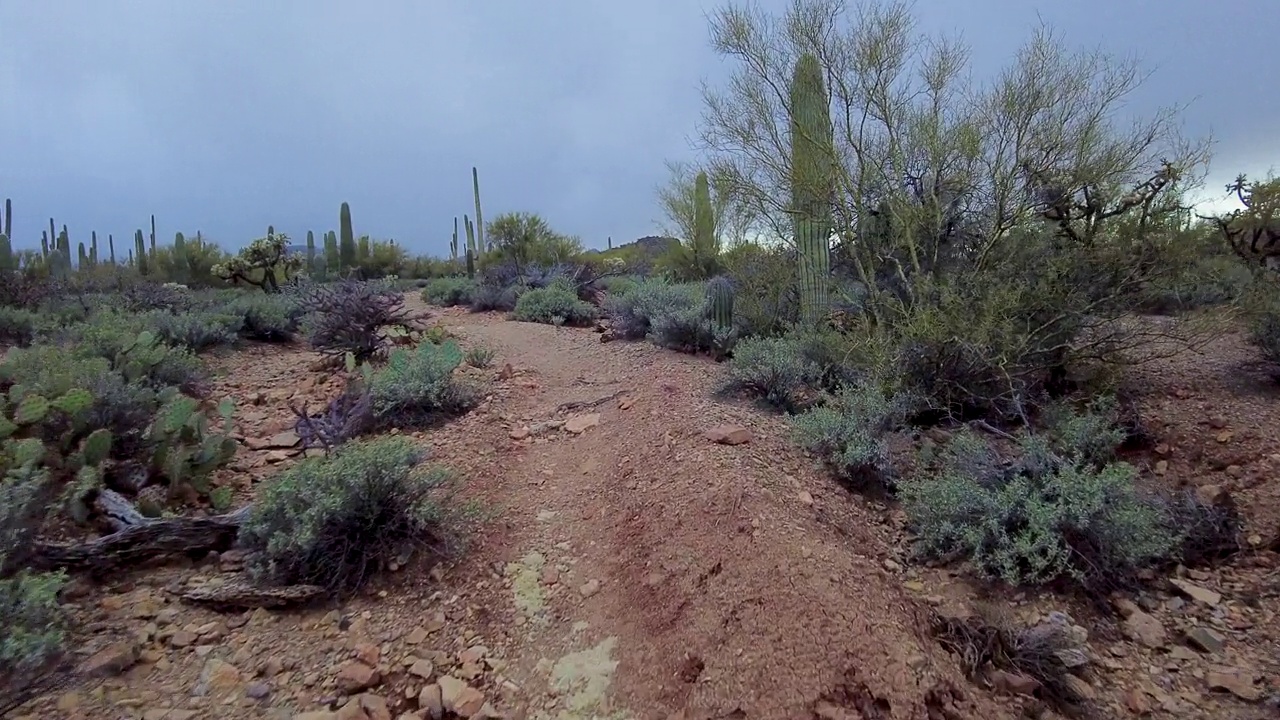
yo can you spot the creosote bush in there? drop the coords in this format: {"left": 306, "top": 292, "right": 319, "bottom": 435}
{"left": 367, "top": 340, "right": 480, "bottom": 428}
{"left": 511, "top": 279, "right": 597, "bottom": 326}
{"left": 790, "top": 382, "right": 912, "bottom": 492}
{"left": 421, "top": 277, "right": 476, "bottom": 308}
{"left": 721, "top": 335, "right": 821, "bottom": 411}
{"left": 240, "top": 436, "right": 458, "bottom": 592}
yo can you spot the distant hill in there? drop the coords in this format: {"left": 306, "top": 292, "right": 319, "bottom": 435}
{"left": 585, "top": 235, "right": 680, "bottom": 257}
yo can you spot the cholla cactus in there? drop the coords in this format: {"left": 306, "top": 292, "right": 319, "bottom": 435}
{"left": 212, "top": 231, "right": 303, "bottom": 293}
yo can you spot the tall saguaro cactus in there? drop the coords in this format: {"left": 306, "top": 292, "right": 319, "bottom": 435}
{"left": 324, "top": 231, "right": 340, "bottom": 275}
{"left": 150, "top": 214, "right": 158, "bottom": 261}
{"left": 108, "top": 234, "right": 116, "bottom": 265}
{"left": 135, "top": 229, "right": 149, "bottom": 275}
{"left": 692, "top": 171, "right": 717, "bottom": 275}
{"left": 339, "top": 202, "right": 356, "bottom": 271}
{"left": 450, "top": 218, "right": 460, "bottom": 264}
{"left": 2, "top": 197, "right": 11, "bottom": 238}
{"left": 173, "top": 232, "right": 189, "bottom": 282}
{"left": 790, "top": 52, "right": 835, "bottom": 326}
{"left": 472, "top": 167, "right": 485, "bottom": 260}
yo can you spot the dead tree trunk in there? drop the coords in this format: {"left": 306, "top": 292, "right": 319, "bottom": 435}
{"left": 29, "top": 490, "right": 250, "bottom": 575}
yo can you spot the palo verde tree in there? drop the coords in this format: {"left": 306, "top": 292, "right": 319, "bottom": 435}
{"left": 211, "top": 229, "right": 303, "bottom": 293}
{"left": 699, "top": 0, "right": 1210, "bottom": 415}
{"left": 485, "top": 212, "right": 584, "bottom": 279}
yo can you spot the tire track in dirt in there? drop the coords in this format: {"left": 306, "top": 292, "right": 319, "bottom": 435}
{"left": 421, "top": 300, "right": 1008, "bottom": 720}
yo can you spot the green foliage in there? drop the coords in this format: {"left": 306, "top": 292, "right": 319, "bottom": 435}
{"left": 0, "top": 566, "right": 67, "bottom": 686}
{"left": 720, "top": 243, "right": 800, "bottom": 336}
{"left": 229, "top": 292, "right": 300, "bottom": 341}
{"left": 143, "top": 310, "right": 242, "bottom": 351}
{"left": 484, "top": 212, "right": 584, "bottom": 272}
{"left": 899, "top": 428, "right": 1179, "bottom": 589}
{"left": 367, "top": 340, "right": 479, "bottom": 428}
{"left": 723, "top": 335, "right": 821, "bottom": 411}
{"left": 706, "top": 275, "right": 734, "bottom": 330}
{"left": 464, "top": 344, "right": 496, "bottom": 369}
{"left": 144, "top": 394, "right": 237, "bottom": 497}
{"left": 240, "top": 436, "right": 457, "bottom": 592}
{"left": 421, "top": 277, "right": 476, "bottom": 307}
{"left": 1250, "top": 290, "right": 1280, "bottom": 367}
{"left": 602, "top": 278, "right": 705, "bottom": 340}
{"left": 0, "top": 307, "right": 39, "bottom": 347}
{"left": 790, "top": 383, "right": 911, "bottom": 490}
{"left": 511, "top": 280, "right": 598, "bottom": 326}
{"left": 211, "top": 231, "right": 302, "bottom": 293}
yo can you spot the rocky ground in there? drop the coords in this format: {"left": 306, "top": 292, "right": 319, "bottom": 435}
{"left": 6, "top": 297, "right": 1279, "bottom": 720}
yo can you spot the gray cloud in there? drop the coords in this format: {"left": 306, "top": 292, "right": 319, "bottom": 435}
{"left": 2, "top": 0, "right": 1275, "bottom": 254}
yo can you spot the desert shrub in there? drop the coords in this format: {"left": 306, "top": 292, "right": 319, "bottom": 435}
{"left": 296, "top": 279, "right": 411, "bottom": 362}
{"left": 790, "top": 383, "right": 913, "bottom": 491}
{"left": 421, "top": 277, "right": 476, "bottom": 307}
{"left": 469, "top": 283, "right": 520, "bottom": 312}
{"left": 465, "top": 345, "right": 496, "bottom": 369}
{"left": 143, "top": 310, "right": 242, "bottom": 351}
{"left": 115, "top": 281, "right": 194, "bottom": 313}
{"left": 650, "top": 303, "right": 736, "bottom": 356}
{"left": 292, "top": 378, "right": 374, "bottom": 452}
{"left": 1249, "top": 292, "right": 1280, "bottom": 367}
{"left": 596, "top": 274, "right": 641, "bottom": 297}
{"left": 511, "top": 280, "right": 597, "bottom": 326}
{"left": 1142, "top": 256, "right": 1257, "bottom": 314}
{"left": 723, "top": 335, "right": 821, "bottom": 411}
{"left": 367, "top": 340, "right": 479, "bottom": 428}
{"left": 900, "top": 428, "right": 1179, "bottom": 591}
{"left": 720, "top": 243, "right": 799, "bottom": 336}
{"left": 0, "top": 307, "right": 39, "bottom": 347}
{"left": 603, "top": 278, "right": 704, "bottom": 339}
{"left": 229, "top": 292, "right": 300, "bottom": 341}
{"left": 240, "top": 436, "right": 457, "bottom": 592}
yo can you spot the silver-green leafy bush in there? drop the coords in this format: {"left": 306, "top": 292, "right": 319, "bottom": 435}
{"left": 899, "top": 425, "right": 1179, "bottom": 590}
{"left": 240, "top": 436, "right": 457, "bottom": 592}
{"left": 368, "top": 340, "right": 479, "bottom": 428}
{"left": 790, "top": 382, "right": 912, "bottom": 490}
{"left": 723, "top": 335, "right": 821, "bottom": 411}
{"left": 511, "top": 280, "right": 597, "bottom": 326}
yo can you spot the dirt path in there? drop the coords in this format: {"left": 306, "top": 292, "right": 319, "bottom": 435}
{"left": 9, "top": 302, "right": 1006, "bottom": 720}
{"left": 416, "top": 300, "right": 992, "bottom": 720}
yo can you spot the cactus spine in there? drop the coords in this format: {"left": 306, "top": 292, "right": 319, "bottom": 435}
{"left": 472, "top": 167, "right": 485, "bottom": 259}
{"left": 339, "top": 202, "right": 356, "bottom": 271}
{"left": 790, "top": 52, "right": 835, "bottom": 326}
{"left": 707, "top": 276, "right": 734, "bottom": 330}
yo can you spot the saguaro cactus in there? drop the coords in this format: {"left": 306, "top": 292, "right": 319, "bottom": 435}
{"left": 450, "top": 218, "right": 459, "bottom": 264}
{"left": 173, "top": 232, "right": 189, "bottom": 282}
{"left": 90, "top": 231, "right": 100, "bottom": 266}
{"left": 324, "top": 231, "right": 339, "bottom": 274}
{"left": 108, "top": 234, "right": 116, "bottom": 264}
{"left": 2, "top": 197, "right": 11, "bottom": 238}
{"left": 790, "top": 52, "right": 835, "bottom": 326}
{"left": 472, "top": 167, "right": 485, "bottom": 259}
{"left": 339, "top": 202, "right": 356, "bottom": 270}
{"left": 150, "top": 214, "right": 158, "bottom": 261}
{"left": 692, "top": 171, "right": 717, "bottom": 275}
{"left": 135, "top": 229, "right": 149, "bottom": 275}
{"left": 0, "top": 233, "right": 14, "bottom": 272}
{"left": 707, "top": 275, "right": 734, "bottom": 330}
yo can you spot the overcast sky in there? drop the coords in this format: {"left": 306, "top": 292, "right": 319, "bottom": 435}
{"left": 1, "top": 0, "right": 1276, "bottom": 256}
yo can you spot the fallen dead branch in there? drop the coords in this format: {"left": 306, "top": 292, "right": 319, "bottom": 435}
{"left": 555, "top": 389, "right": 628, "bottom": 414}
{"left": 180, "top": 577, "right": 325, "bottom": 609}
{"left": 29, "top": 490, "right": 249, "bottom": 575}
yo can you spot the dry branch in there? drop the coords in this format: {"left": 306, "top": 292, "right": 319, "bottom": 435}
{"left": 180, "top": 577, "right": 325, "bottom": 609}
{"left": 30, "top": 490, "right": 250, "bottom": 575}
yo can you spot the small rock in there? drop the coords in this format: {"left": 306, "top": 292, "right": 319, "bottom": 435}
{"left": 1063, "top": 675, "right": 1095, "bottom": 701}
{"left": 1206, "top": 667, "right": 1261, "bottom": 701}
{"left": 418, "top": 684, "right": 444, "bottom": 719}
{"left": 540, "top": 565, "right": 560, "bottom": 585}
{"left": 459, "top": 646, "right": 488, "bottom": 665}
{"left": 579, "top": 579, "right": 601, "bottom": 598}
{"left": 797, "top": 491, "right": 814, "bottom": 505}
{"left": 409, "top": 658, "right": 434, "bottom": 680}
{"left": 704, "top": 425, "right": 751, "bottom": 445}
{"left": 988, "top": 668, "right": 1039, "bottom": 696}
{"left": 353, "top": 642, "right": 380, "bottom": 666}
{"left": 405, "top": 628, "right": 429, "bottom": 645}
{"left": 169, "top": 630, "right": 198, "bottom": 648}
{"left": 437, "top": 675, "right": 486, "bottom": 717}
{"left": 903, "top": 580, "right": 925, "bottom": 592}
{"left": 1125, "top": 688, "right": 1152, "bottom": 715}
{"left": 193, "top": 658, "right": 242, "bottom": 697}
{"left": 1185, "top": 626, "right": 1226, "bottom": 654}
{"left": 246, "top": 681, "right": 271, "bottom": 700}
{"left": 335, "top": 661, "right": 381, "bottom": 694}
{"left": 1120, "top": 608, "right": 1168, "bottom": 648}
{"left": 1169, "top": 578, "right": 1221, "bottom": 606}
{"left": 79, "top": 642, "right": 140, "bottom": 677}
{"left": 563, "top": 413, "right": 601, "bottom": 434}
{"left": 509, "top": 426, "right": 530, "bottom": 440}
